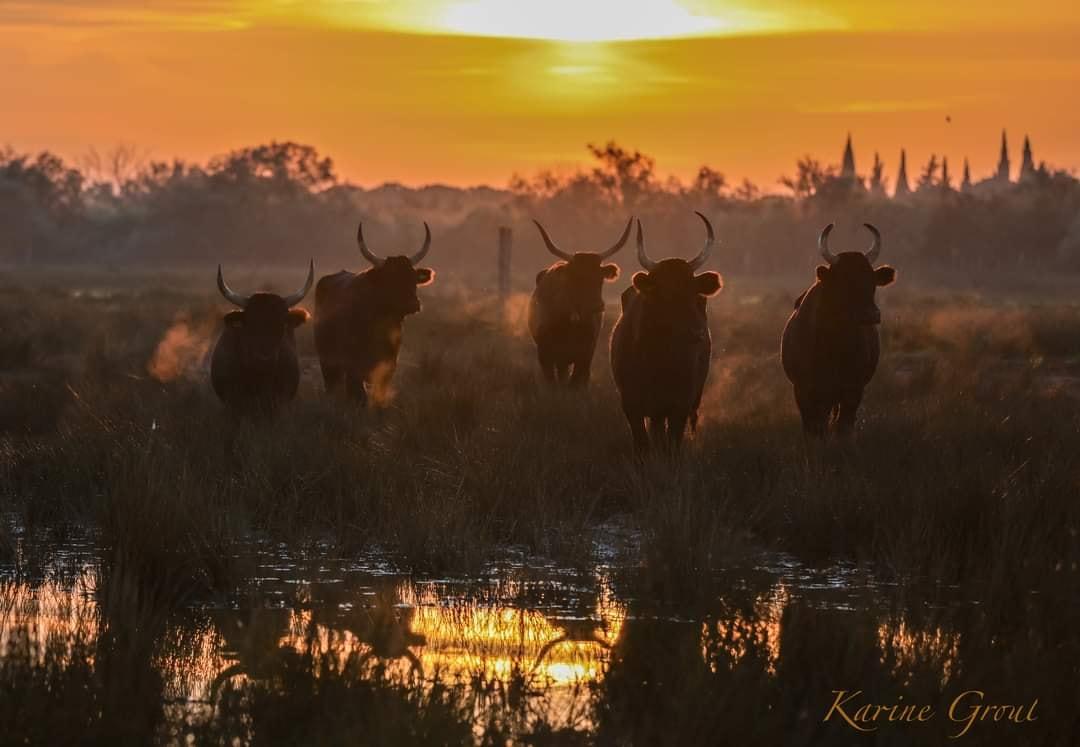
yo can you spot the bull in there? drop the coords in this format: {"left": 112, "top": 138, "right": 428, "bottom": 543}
{"left": 314, "top": 221, "right": 434, "bottom": 405}
{"left": 780, "top": 223, "right": 896, "bottom": 436}
{"left": 210, "top": 261, "right": 314, "bottom": 414}
{"left": 610, "top": 212, "right": 723, "bottom": 453}
{"left": 528, "top": 217, "right": 632, "bottom": 386}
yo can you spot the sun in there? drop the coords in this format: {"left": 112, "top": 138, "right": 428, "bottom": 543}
{"left": 440, "top": 0, "right": 729, "bottom": 43}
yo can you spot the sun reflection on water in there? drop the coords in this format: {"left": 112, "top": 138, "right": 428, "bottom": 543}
{"left": 0, "top": 551, "right": 975, "bottom": 739}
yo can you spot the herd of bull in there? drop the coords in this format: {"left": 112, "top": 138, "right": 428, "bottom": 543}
{"left": 211, "top": 213, "right": 895, "bottom": 452}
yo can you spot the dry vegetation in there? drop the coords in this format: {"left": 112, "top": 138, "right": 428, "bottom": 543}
{"left": 2, "top": 268, "right": 1080, "bottom": 744}
{"left": 2, "top": 269, "right": 1078, "bottom": 599}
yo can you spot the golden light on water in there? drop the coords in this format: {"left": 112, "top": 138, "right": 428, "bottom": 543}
{"left": 705, "top": 583, "right": 787, "bottom": 674}
{"left": 0, "top": 559, "right": 968, "bottom": 740}
{"left": 877, "top": 619, "right": 961, "bottom": 687}
{"left": 0, "top": 572, "right": 99, "bottom": 666}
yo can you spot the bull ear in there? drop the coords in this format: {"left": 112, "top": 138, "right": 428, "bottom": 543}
{"left": 224, "top": 310, "right": 245, "bottom": 328}
{"left": 535, "top": 269, "right": 548, "bottom": 286}
{"left": 415, "top": 267, "right": 435, "bottom": 286}
{"left": 601, "top": 263, "right": 620, "bottom": 281}
{"left": 288, "top": 308, "right": 311, "bottom": 327}
{"left": 816, "top": 265, "right": 830, "bottom": 282}
{"left": 874, "top": 265, "right": 896, "bottom": 287}
{"left": 631, "top": 271, "right": 654, "bottom": 293}
{"left": 694, "top": 271, "right": 723, "bottom": 297}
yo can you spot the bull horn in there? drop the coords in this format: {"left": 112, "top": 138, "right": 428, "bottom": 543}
{"left": 818, "top": 223, "right": 838, "bottom": 264}
{"left": 281, "top": 259, "right": 315, "bottom": 307}
{"left": 409, "top": 222, "right": 432, "bottom": 265}
{"left": 687, "top": 211, "right": 715, "bottom": 270}
{"left": 356, "top": 222, "right": 385, "bottom": 267}
{"left": 863, "top": 222, "right": 882, "bottom": 263}
{"left": 599, "top": 216, "right": 635, "bottom": 260}
{"left": 532, "top": 219, "right": 572, "bottom": 261}
{"left": 635, "top": 220, "right": 658, "bottom": 271}
{"left": 217, "top": 265, "right": 250, "bottom": 308}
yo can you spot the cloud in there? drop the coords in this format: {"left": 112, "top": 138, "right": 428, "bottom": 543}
{"left": 0, "top": 0, "right": 262, "bottom": 29}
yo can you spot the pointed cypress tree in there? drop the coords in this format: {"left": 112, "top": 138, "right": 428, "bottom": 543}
{"left": 894, "top": 149, "right": 911, "bottom": 197}
{"left": 841, "top": 134, "right": 856, "bottom": 180}
{"left": 996, "top": 130, "right": 1011, "bottom": 182}
{"left": 1020, "top": 135, "right": 1036, "bottom": 181}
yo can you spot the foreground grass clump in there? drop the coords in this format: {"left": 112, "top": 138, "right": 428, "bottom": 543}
{"left": 0, "top": 273, "right": 1079, "bottom": 596}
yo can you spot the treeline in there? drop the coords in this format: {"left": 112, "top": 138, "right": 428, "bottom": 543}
{"left": 2, "top": 140, "right": 1080, "bottom": 285}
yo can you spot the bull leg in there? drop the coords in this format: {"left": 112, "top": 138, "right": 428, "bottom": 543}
{"left": 647, "top": 417, "right": 668, "bottom": 452}
{"left": 834, "top": 389, "right": 864, "bottom": 435}
{"left": 320, "top": 363, "right": 344, "bottom": 396}
{"left": 667, "top": 414, "right": 689, "bottom": 451}
{"left": 537, "top": 346, "right": 558, "bottom": 385}
{"left": 624, "top": 412, "right": 649, "bottom": 456}
{"left": 345, "top": 373, "right": 368, "bottom": 407}
{"left": 555, "top": 363, "right": 572, "bottom": 384}
{"left": 794, "top": 385, "right": 829, "bottom": 438}
{"left": 568, "top": 365, "right": 591, "bottom": 389}
{"left": 569, "top": 347, "right": 596, "bottom": 389}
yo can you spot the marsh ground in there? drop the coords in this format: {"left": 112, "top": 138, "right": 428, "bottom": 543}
{"left": 1, "top": 266, "right": 1078, "bottom": 744}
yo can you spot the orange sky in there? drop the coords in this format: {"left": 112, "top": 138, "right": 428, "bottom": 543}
{"left": 2, "top": 1, "right": 1079, "bottom": 189}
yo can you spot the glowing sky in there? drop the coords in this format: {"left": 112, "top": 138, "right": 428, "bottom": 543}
{"left": 2, "top": 1, "right": 1079, "bottom": 188}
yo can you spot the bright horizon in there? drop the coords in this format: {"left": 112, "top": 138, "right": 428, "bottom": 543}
{"left": 3, "top": 1, "right": 1080, "bottom": 189}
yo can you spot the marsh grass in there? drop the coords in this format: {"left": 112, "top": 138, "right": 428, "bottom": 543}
{"left": 1, "top": 274, "right": 1079, "bottom": 602}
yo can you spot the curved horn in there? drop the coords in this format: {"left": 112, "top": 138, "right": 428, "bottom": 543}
{"left": 532, "top": 219, "right": 572, "bottom": 261}
{"left": 818, "top": 223, "right": 838, "bottom": 264}
{"left": 408, "top": 222, "right": 432, "bottom": 265}
{"left": 635, "top": 219, "right": 658, "bottom": 271}
{"left": 687, "top": 211, "right": 716, "bottom": 270}
{"left": 599, "top": 216, "right": 635, "bottom": 260}
{"left": 863, "top": 222, "right": 881, "bottom": 263}
{"left": 356, "top": 222, "right": 385, "bottom": 267}
{"left": 217, "top": 265, "right": 250, "bottom": 308}
{"left": 281, "top": 259, "right": 315, "bottom": 307}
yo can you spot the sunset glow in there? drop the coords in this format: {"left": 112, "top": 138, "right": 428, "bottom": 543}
{"left": 440, "top": 0, "right": 730, "bottom": 42}
{"left": 2, "top": 1, "right": 1079, "bottom": 187}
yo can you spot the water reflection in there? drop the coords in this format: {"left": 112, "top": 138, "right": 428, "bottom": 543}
{"left": 1, "top": 540, "right": 1076, "bottom": 744}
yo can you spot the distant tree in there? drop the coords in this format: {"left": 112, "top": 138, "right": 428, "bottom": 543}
{"left": 77, "top": 143, "right": 147, "bottom": 192}
{"left": 692, "top": 166, "right": 728, "bottom": 198}
{"left": 779, "top": 157, "right": 835, "bottom": 199}
{"left": 586, "top": 141, "right": 656, "bottom": 207}
{"left": 0, "top": 148, "right": 83, "bottom": 215}
{"left": 732, "top": 178, "right": 760, "bottom": 202}
{"left": 0, "top": 148, "right": 85, "bottom": 261}
{"left": 208, "top": 141, "right": 337, "bottom": 193}
{"left": 868, "top": 152, "right": 887, "bottom": 197}
{"left": 918, "top": 155, "right": 940, "bottom": 191}
{"left": 508, "top": 170, "right": 566, "bottom": 199}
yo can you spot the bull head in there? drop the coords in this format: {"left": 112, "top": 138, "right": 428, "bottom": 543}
{"left": 217, "top": 260, "right": 314, "bottom": 308}
{"left": 632, "top": 214, "right": 723, "bottom": 301}
{"left": 532, "top": 217, "right": 634, "bottom": 262}
{"left": 636, "top": 211, "right": 715, "bottom": 271}
{"left": 818, "top": 222, "right": 881, "bottom": 265}
{"left": 356, "top": 221, "right": 431, "bottom": 267}
{"left": 814, "top": 223, "right": 895, "bottom": 325}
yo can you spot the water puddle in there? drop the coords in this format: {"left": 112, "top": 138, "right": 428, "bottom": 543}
{"left": 1, "top": 528, "right": 1072, "bottom": 744}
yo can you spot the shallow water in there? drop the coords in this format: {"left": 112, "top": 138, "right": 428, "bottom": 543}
{"left": 1, "top": 526, "right": 1075, "bottom": 745}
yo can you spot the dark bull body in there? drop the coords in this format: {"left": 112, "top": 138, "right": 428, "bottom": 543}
{"left": 610, "top": 213, "right": 723, "bottom": 453}
{"left": 210, "top": 262, "right": 314, "bottom": 414}
{"left": 527, "top": 218, "right": 631, "bottom": 387}
{"left": 781, "top": 223, "right": 896, "bottom": 436}
{"left": 314, "top": 222, "right": 434, "bottom": 405}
